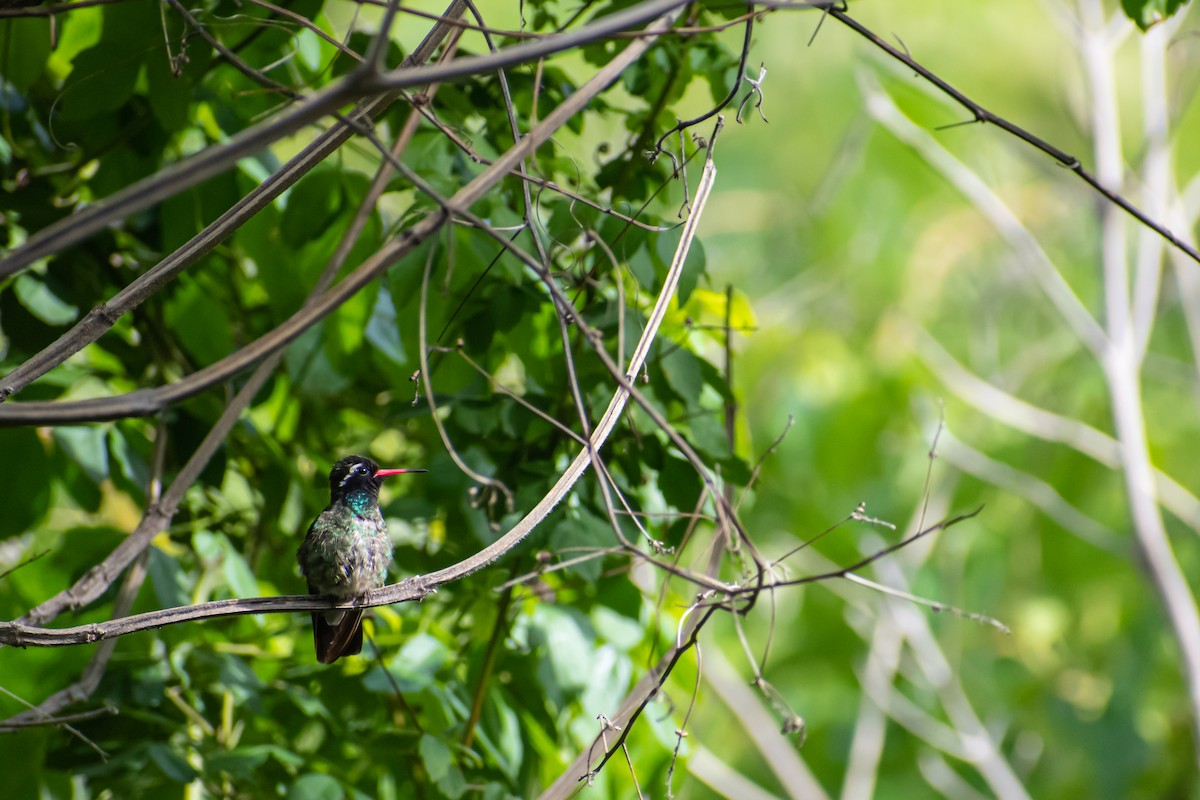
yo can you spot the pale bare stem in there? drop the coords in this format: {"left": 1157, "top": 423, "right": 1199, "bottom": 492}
{"left": 688, "top": 746, "right": 788, "bottom": 800}
{"left": 1169, "top": 207, "right": 1200, "bottom": 375}
{"left": 843, "top": 573, "right": 1010, "bottom": 634}
{"left": 914, "top": 405, "right": 946, "bottom": 538}
{"left": 703, "top": 645, "right": 828, "bottom": 800}
{"left": 841, "top": 615, "right": 903, "bottom": 800}
{"left": 1081, "top": 0, "right": 1200, "bottom": 769}
{"left": 418, "top": 236, "right": 516, "bottom": 512}
{"left": 0, "top": 706, "right": 118, "bottom": 731}
{"left": 1080, "top": 0, "right": 1130, "bottom": 349}
{"left": 768, "top": 514, "right": 855, "bottom": 567}
{"left": 623, "top": 741, "right": 646, "bottom": 800}
{"left": 664, "top": 641, "right": 702, "bottom": 799}
{"left": 830, "top": 3, "right": 1200, "bottom": 266}
{"left": 917, "top": 328, "right": 1200, "bottom": 532}
{"left": 873, "top": 557, "right": 1032, "bottom": 800}
{"left": 730, "top": 604, "right": 806, "bottom": 741}
{"left": 916, "top": 752, "right": 991, "bottom": 800}
{"left": 1131, "top": 21, "right": 1175, "bottom": 359}
{"left": 496, "top": 548, "right": 623, "bottom": 593}
{"left": 831, "top": 483, "right": 1028, "bottom": 798}
{"left": 858, "top": 72, "right": 1108, "bottom": 357}
{"left": 933, "top": 424, "right": 1121, "bottom": 553}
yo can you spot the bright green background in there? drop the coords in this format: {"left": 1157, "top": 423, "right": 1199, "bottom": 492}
{"left": 1, "top": 0, "right": 1198, "bottom": 797}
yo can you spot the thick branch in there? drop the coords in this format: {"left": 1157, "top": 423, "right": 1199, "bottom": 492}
{"left": 0, "top": 0, "right": 689, "bottom": 277}
{"left": 0, "top": 0, "right": 692, "bottom": 647}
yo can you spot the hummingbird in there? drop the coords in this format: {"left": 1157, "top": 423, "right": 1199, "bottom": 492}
{"left": 297, "top": 455, "right": 426, "bottom": 664}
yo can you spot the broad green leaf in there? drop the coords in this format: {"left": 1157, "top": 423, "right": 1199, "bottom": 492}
{"left": 289, "top": 774, "right": 344, "bottom": 800}
{"left": 52, "top": 426, "right": 108, "bottom": 483}
{"left": 13, "top": 274, "right": 78, "bottom": 325}
{"left": 148, "top": 743, "right": 199, "bottom": 783}
{"left": 4, "top": 18, "right": 52, "bottom": 91}
{"left": 282, "top": 169, "right": 343, "bottom": 248}
{"left": 0, "top": 429, "right": 51, "bottom": 537}
{"left": 548, "top": 511, "right": 611, "bottom": 582}
{"left": 364, "top": 634, "right": 450, "bottom": 692}
{"left": 1121, "top": 0, "right": 1189, "bottom": 28}
{"left": 147, "top": 547, "right": 192, "bottom": 608}
{"left": 165, "top": 276, "right": 235, "bottom": 365}
{"left": 531, "top": 605, "right": 592, "bottom": 694}
{"left": 660, "top": 346, "right": 703, "bottom": 404}
{"left": 418, "top": 734, "right": 452, "bottom": 780}
{"left": 57, "top": 42, "right": 140, "bottom": 121}
{"left": 365, "top": 284, "right": 407, "bottom": 365}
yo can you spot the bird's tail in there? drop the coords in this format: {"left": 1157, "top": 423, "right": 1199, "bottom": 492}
{"left": 311, "top": 608, "right": 365, "bottom": 664}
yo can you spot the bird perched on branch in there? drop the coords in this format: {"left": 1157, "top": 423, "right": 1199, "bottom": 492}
{"left": 298, "top": 455, "right": 426, "bottom": 663}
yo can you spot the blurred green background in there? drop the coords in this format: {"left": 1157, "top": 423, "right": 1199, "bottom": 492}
{"left": 1, "top": 0, "right": 1198, "bottom": 797}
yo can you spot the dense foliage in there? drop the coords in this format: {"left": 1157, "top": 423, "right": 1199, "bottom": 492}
{"left": 2, "top": 0, "right": 1199, "bottom": 798}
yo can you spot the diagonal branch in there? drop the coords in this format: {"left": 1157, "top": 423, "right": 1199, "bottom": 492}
{"left": 826, "top": 2, "right": 1200, "bottom": 267}
{"left": 0, "top": 0, "right": 693, "bottom": 648}
{"left": 0, "top": 0, "right": 689, "bottom": 277}
{"left": 0, "top": 0, "right": 470, "bottom": 402}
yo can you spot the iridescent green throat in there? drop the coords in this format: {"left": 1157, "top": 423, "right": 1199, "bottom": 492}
{"left": 345, "top": 490, "right": 376, "bottom": 517}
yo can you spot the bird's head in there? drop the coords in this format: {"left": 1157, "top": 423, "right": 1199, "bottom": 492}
{"left": 328, "top": 455, "right": 425, "bottom": 501}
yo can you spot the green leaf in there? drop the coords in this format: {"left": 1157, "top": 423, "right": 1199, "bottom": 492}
{"left": 1121, "top": 0, "right": 1189, "bottom": 28}
{"left": 365, "top": 284, "right": 407, "bottom": 365}
{"left": 147, "top": 547, "right": 192, "bottom": 608}
{"left": 13, "top": 274, "right": 79, "bottom": 325}
{"left": 4, "top": 18, "right": 53, "bottom": 91}
{"left": 282, "top": 169, "right": 343, "bottom": 248}
{"left": 219, "top": 535, "right": 260, "bottom": 598}
{"left": 0, "top": 429, "right": 51, "bottom": 537}
{"left": 654, "top": 229, "right": 705, "bottom": 304}
{"left": 289, "top": 774, "right": 345, "bottom": 800}
{"left": 660, "top": 347, "right": 702, "bottom": 404}
{"left": 57, "top": 42, "right": 141, "bottom": 121}
{"left": 532, "top": 605, "right": 592, "bottom": 694}
{"left": 148, "top": 743, "right": 199, "bottom": 782}
{"left": 363, "top": 634, "right": 449, "bottom": 692}
{"left": 548, "top": 512, "right": 610, "bottom": 582}
{"left": 418, "top": 734, "right": 452, "bottom": 780}
{"left": 659, "top": 454, "right": 703, "bottom": 512}
{"left": 165, "top": 276, "right": 234, "bottom": 365}
{"left": 145, "top": 47, "right": 191, "bottom": 131}
{"left": 436, "top": 767, "right": 467, "bottom": 800}
{"left": 52, "top": 426, "right": 109, "bottom": 483}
